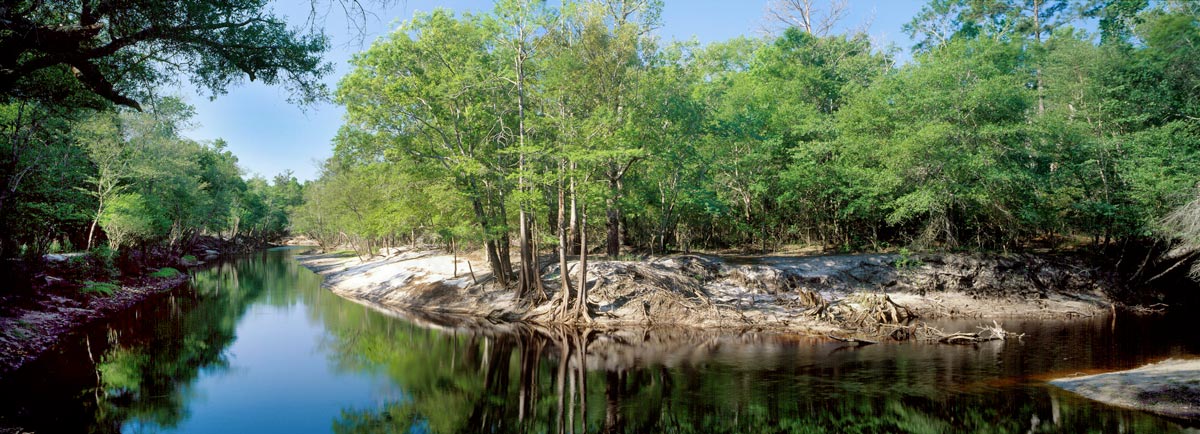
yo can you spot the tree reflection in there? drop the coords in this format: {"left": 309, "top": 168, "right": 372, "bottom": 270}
{"left": 323, "top": 316, "right": 1192, "bottom": 434}
{"left": 0, "top": 250, "right": 311, "bottom": 433}
{"left": 1, "top": 250, "right": 1191, "bottom": 433}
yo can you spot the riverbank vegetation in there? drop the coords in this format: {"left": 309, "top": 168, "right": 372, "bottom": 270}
{"left": 0, "top": 0, "right": 329, "bottom": 291}
{"left": 295, "top": 0, "right": 1200, "bottom": 313}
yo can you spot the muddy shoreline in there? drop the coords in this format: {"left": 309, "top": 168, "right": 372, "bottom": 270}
{"left": 0, "top": 274, "right": 189, "bottom": 376}
{"left": 297, "top": 249, "right": 1121, "bottom": 341}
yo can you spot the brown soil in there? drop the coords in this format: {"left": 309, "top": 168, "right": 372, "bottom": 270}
{"left": 0, "top": 274, "right": 190, "bottom": 375}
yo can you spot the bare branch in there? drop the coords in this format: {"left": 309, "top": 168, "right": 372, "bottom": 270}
{"left": 763, "top": 0, "right": 848, "bottom": 36}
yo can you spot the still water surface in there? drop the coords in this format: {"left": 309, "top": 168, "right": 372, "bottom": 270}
{"left": 1, "top": 248, "right": 1198, "bottom": 433}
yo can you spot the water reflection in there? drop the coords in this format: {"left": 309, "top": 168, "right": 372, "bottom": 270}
{"left": 0, "top": 248, "right": 1196, "bottom": 433}
{"left": 323, "top": 317, "right": 1198, "bottom": 433}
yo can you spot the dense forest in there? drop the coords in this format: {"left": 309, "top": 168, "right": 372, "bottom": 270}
{"left": 0, "top": 0, "right": 328, "bottom": 282}
{"left": 294, "top": 0, "right": 1200, "bottom": 300}
{"left": 2, "top": 0, "right": 1199, "bottom": 295}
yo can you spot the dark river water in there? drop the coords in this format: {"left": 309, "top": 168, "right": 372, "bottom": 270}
{"left": 2, "top": 247, "right": 1198, "bottom": 433}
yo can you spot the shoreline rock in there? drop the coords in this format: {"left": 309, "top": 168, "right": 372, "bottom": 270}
{"left": 1051, "top": 359, "right": 1200, "bottom": 421}
{"left": 297, "top": 249, "right": 1117, "bottom": 338}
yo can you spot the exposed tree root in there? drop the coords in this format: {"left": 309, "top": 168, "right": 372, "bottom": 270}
{"left": 811, "top": 294, "right": 1023, "bottom": 345}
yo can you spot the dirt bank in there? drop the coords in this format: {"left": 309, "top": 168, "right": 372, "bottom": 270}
{"left": 0, "top": 274, "right": 189, "bottom": 375}
{"left": 1051, "top": 358, "right": 1200, "bottom": 420}
{"left": 298, "top": 249, "right": 1117, "bottom": 340}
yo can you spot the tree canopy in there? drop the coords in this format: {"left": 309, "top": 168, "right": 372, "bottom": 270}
{"left": 0, "top": 0, "right": 332, "bottom": 110}
{"left": 294, "top": 0, "right": 1200, "bottom": 308}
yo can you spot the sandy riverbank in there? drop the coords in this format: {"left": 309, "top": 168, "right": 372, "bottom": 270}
{"left": 298, "top": 248, "right": 1115, "bottom": 340}
{"left": 1051, "top": 358, "right": 1200, "bottom": 421}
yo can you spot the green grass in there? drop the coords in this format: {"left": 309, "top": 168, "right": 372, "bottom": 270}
{"left": 82, "top": 281, "right": 119, "bottom": 296}
{"left": 150, "top": 267, "right": 182, "bottom": 278}
{"left": 181, "top": 254, "right": 197, "bottom": 262}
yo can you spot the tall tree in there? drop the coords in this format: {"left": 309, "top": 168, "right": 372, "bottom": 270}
{"left": 496, "top": 0, "right": 555, "bottom": 300}
{"left": 339, "top": 10, "right": 516, "bottom": 286}
{"left": 77, "top": 111, "right": 129, "bottom": 250}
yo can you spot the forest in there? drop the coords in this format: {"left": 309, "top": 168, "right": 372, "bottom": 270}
{"left": 293, "top": 0, "right": 1200, "bottom": 301}
{"left": 1, "top": 0, "right": 1198, "bottom": 294}
{"left": 0, "top": 0, "right": 323, "bottom": 282}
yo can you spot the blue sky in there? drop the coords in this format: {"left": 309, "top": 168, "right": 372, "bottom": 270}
{"left": 179, "top": 1, "right": 926, "bottom": 182}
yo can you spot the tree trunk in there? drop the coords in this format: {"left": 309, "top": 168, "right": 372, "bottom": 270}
{"left": 514, "top": 24, "right": 536, "bottom": 300}
{"left": 473, "top": 197, "right": 508, "bottom": 287}
{"left": 575, "top": 202, "right": 592, "bottom": 322}
{"left": 568, "top": 174, "right": 579, "bottom": 255}
{"left": 518, "top": 210, "right": 534, "bottom": 298}
{"left": 495, "top": 190, "right": 513, "bottom": 283}
{"left": 606, "top": 199, "right": 620, "bottom": 259}
{"left": 86, "top": 199, "right": 103, "bottom": 251}
{"left": 558, "top": 160, "right": 572, "bottom": 318}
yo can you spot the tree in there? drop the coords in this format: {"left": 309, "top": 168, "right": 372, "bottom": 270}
{"left": 1162, "top": 187, "right": 1200, "bottom": 279}
{"left": 904, "top": 0, "right": 1070, "bottom": 51}
{"left": 338, "top": 10, "right": 516, "bottom": 285}
{"left": 764, "top": 0, "right": 849, "bottom": 36}
{"left": 99, "top": 193, "right": 165, "bottom": 251}
{"left": 833, "top": 37, "right": 1034, "bottom": 248}
{"left": 1084, "top": 0, "right": 1152, "bottom": 45}
{"left": 495, "top": 0, "right": 555, "bottom": 299}
{"left": 0, "top": 0, "right": 331, "bottom": 110}
{"left": 77, "top": 111, "right": 129, "bottom": 250}
{"left": 0, "top": 99, "right": 93, "bottom": 257}
{"left": 552, "top": 0, "right": 662, "bottom": 259}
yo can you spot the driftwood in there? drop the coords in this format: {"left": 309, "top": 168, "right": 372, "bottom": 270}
{"left": 827, "top": 334, "right": 878, "bottom": 345}
{"left": 934, "top": 321, "right": 1023, "bottom": 344}
{"left": 1121, "top": 303, "right": 1169, "bottom": 315}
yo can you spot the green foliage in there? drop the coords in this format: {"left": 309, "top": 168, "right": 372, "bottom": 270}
{"left": 100, "top": 193, "right": 168, "bottom": 251}
{"left": 48, "top": 239, "right": 65, "bottom": 254}
{"left": 296, "top": 0, "right": 1200, "bottom": 256}
{"left": 894, "top": 248, "right": 925, "bottom": 270}
{"left": 81, "top": 281, "right": 119, "bottom": 297}
{"left": 0, "top": 0, "right": 327, "bottom": 263}
{"left": 150, "top": 267, "right": 182, "bottom": 278}
{"left": 0, "top": 0, "right": 331, "bottom": 110}
{"left": 58, "top": 245, "right": 121, "bottom": 282}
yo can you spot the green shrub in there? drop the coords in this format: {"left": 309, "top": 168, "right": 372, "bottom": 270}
{"left": 181, "top": 254, "right": 197, "bottom": 263}
{"left": 81, "top": 281, "right": 119, "bottom": 296}
{"left": 149, "top": 267, "right": 182, "bottom": 278}
{"left": 86, "top": 244, "right": 119, "bottom": 279}
{"left": 894, "top": 248, "right": 925, "bottom": 270}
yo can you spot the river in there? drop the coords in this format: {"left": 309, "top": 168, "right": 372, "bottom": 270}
{"left": 1, "top": 247, "right": 1197, "bottom": 433}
